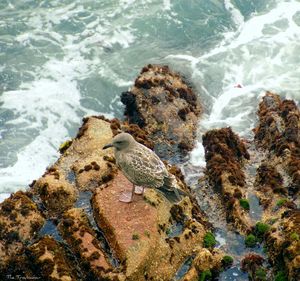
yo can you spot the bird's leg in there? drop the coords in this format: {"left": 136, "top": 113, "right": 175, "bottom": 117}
{"left": 134, "top": 186, "right": 144, "bottom": 195}
{"left": 119, "top": 183, "right": 135, "bottom": 203}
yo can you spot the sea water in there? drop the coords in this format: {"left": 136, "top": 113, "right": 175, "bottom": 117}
{"left": 1, "top": 0, "right": 300, "bottom": 279}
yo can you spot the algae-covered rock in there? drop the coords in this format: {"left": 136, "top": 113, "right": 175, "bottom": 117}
{"left": 58, "top": 208, "right": 113, "bottom": 278}
{"left": 254, "top": 92, "right": 300, "bottom": 197}
{"left": 0, "top": 65, "right": 230, "bottom": 280}
{"left": 0, "top": 191, "right": 45, "bottom": 270}
{"left": 265, "top": 210, "right": 300, "bottom": 281}
{"left": 202, "top": 127, "right": 252, "bottom": 234}
{"left": 180, "top": 248, "right": 224, "bottom": 281}
{"left": 34, "top": 172, "right": 77, "bottom": 215}
{"left": 121, "top": 64, "right": 201, "bottom": 161}
{"left": 58, "top": 116, "right": 117, "bottom": 191}
{"left": 253, "top": 92, "right": 300, "bottom": 280}
{"left": 241, "top": 253, "right": 266, "bottom": 281}
{"left": 27, "top": 236, "right": 78, "bottom": 281}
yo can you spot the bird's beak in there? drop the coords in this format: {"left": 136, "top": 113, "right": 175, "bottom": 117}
{"left": 103, "top": 143, "right": 113, "bottom": 150}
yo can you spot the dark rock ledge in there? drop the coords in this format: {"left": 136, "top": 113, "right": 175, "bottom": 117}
{"left": 0, "top": 65, "right": 223, "bottom": 281}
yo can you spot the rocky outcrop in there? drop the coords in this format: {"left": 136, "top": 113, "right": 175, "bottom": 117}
{"left": 0, "top": 65, "right": 225, "bottom": 281}
{"left": 27, "top": 236, "right": 79, "bottom": 281}
{"left": 34, "top": 173, "right": 78, "bottom": 216}
{"left": 202, "top": 127, "right": 252, "bottom": 234}
{"left": 1, "top": 115, "right": 211, "bottom": 281}
{"left": 2, "top": 66, "right": 298, "bottom": 281}
{"left": 0, "top": 191, "right": 45, "bottom": 272}
{"left": 266, "top": 210, "right": 300, "bottom": 281}
{"left": 199, "top": 92, "right": 299, "bottom": 280}
{"left": 121, "top": 64, "right": 201, "bottom": 161}
{"left": 241, "top": 253, "right": 266, "bottom": 281}
{"left": 0, "top": 191, "right": 44, "bottom": 266}
{"left": 254, "top": 91, "right": 300, "bottom": 197}
{"left": 58, "top": 208, "right": 113, "bottom": 279}
{"left": 181, "top": 248, "right": 224, "bottom": 281}
{"left": 252, "top": 92, "right": 300, "bottom": 281}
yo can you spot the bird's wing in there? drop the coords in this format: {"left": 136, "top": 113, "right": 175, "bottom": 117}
{"left": 133, "top": 144, "right": 167, "bottom": 176}
{"left": 117, "top": 144, "right": 167, "bottom": 186}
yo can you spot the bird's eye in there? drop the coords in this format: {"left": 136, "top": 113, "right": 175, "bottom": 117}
{"left": 115, "top": 141, "right": 122, "bottom": 144}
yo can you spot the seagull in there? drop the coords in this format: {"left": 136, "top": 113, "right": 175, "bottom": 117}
{"left": 103, "top": 132, "right": 185, "bottom": 203}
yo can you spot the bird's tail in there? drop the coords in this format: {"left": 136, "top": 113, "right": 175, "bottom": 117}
{"left": 157, "top": 175, "right": 188, "bottom": 203}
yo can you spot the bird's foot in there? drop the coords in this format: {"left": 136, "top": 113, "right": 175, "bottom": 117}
{"left": 134, "top": 186, "right": 144, "bottom": 195}
{"left": 119, "top": 191, "right": 133, "bottom": 203}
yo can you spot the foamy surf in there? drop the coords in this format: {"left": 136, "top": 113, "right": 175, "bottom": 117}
{"left": 0, "top": 64, "right": 96, "bottom": 192}
{"left": 0, "top": 1, "right": 141, "bottom": 194}
{"left": 0, "top": 193, "right": 10, "bottom": 204}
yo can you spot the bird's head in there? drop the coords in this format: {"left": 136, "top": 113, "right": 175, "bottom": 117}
{"left": 103, "top": 132, "right": 135, "bottom": 151}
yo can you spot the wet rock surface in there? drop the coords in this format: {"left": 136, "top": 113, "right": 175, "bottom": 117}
{"left": 58, "top": 208, "right": 113, "bottom": 278}
{"left": 27, "top": 236, "right": 79, "bottom": 281}
{"left": 91, "top": 170, "right": 211, "bottom": 280}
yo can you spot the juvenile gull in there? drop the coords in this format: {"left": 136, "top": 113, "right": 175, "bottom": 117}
{"left": 103, "top": 132, "right": 185, "bottom": 203}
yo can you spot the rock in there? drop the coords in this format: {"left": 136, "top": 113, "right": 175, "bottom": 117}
{"left": 0, "top": 252, "right": 36, "bottom": 280}
{"left": 27, "top": 236, "right": 78, "bottom": 280}
{"left": 121, "top": 64, "right": 201, "bottom": 161}
{"left": 181, "top": 266, "right": 199, "bottom": 281}
{"left": 193, "top": 248, "right": 223, "bottom": 272}
{"left": 69, "top": 116, "right": 118, "bottom": 190}
{"left": 241, "top": 253, "right": 266, "bottom": 281}
{"left": 202, "top": 127, "right": 252, "bottom": 234}
{"left": 58, "top": 208, "right": 113, "bottom": 279}
{"left": 34, "top": 172, "right": 77, "bottom": 215}
{"left": 31, "top": 116, "right": 117, "bottom": 218}
{"left": 266, "top": 210, "right": 300, "bottom": 281}
{"left": 254, "top": 92, "right": 300, "bottom": 197}
{"left": 92, "top": 170, "right": 208, "bottom": 281}
{"left": 180, "top": 248, "right": 224, "bottom": 281}
{"left": 0, "top": 66, "right": 227, "bottom": 280}
{"left": 0, "top": 191, "right": 45, "bottom": 269}
{"left": 0, "top": 107, "right": 210, "bottom": 280}
{"left": 252, "top": 92, "right": 300, "bottom": 280}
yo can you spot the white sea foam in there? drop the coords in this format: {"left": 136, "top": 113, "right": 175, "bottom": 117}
{"left": 224, "top": 0, "right": 244, "bottom": 27}
{"left": 163, "top": 0, "right": 171, "bottom": 11}
{"left": 216, "top": 232, "right": 226, "bottom": 247}
{"left": 0, "top": 2, "right": 135, "bottom": 193}
{"left": 0, "top": 193, "right": 10, "bottom": 204}
{"left": 0, "top": 66, "right": 90, "bottom": 192}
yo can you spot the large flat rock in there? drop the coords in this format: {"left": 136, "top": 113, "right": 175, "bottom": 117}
{"left": 92, "top": 170, "right": 208, "bottom": 281}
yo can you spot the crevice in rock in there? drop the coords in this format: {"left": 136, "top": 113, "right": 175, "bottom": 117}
{"left": 173, "top": 255, "right": 195, "bottom": 281}
{"left": 74, "top": 191, "right": 120, "bottom": 268}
